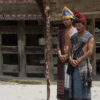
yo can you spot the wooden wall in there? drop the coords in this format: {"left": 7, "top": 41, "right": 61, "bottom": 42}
{"left": 0, "top": 0, "right": 100, "bottom": 79}
{"left": 0, "top": 21, "right": 46, "bottom": 77}
{"left": 50, "top": 0, "right": 100, "bottom": 13}
{"left": 49, "top": 0, "right": 100, "bottom": 21}
{"left": 0, "top": 0, "right": 42, "bottom": 21}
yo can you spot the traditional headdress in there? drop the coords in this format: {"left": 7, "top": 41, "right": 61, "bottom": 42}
{"left": 74, "top": 11, "right": 87, "bottom": 23}
{"left": 62, "top": 6, "right": 74, "bottom": 19}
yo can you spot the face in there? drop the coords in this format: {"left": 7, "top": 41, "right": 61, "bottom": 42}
{"left": 63, "top": 18, "right": 73, "bottom": 27}
{"left": 75, "top": 22, "right": 86, "bottom": 33}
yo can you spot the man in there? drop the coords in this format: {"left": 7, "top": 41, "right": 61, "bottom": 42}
{"left": 68, "top": 11, "right": 94, "bottom": 100}
{"left": 57, "top": 6, "right": 77, "bottom": 100}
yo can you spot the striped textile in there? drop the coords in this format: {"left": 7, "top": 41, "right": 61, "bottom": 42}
{"left": 57, "top": 80, "right": 64, "bottom": 100}
{"left": 57, "top": 80, "right": 64, "bottom": 94}
{"left": 57, "top": 29, "right": 65, "bottom": 100}
{"left": 57, "top": 59, "right": 64, "bottom": 100}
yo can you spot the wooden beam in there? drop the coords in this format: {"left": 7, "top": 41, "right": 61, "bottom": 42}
{"left": 2, "top": 46, "right": 17, "bottom": 54}
{"left": 18, "top": 21, "right": 26, "bottom": 77}
{"left": 26, "top": 65, "right": 45, "bottom": 73}
{"left": 25, "top": 46, "right": 44, "bottom": 54}
{"left": 0, "top": 26, "right": 17, "bottom": 34}
{"left": 2, "top": 64, "right": 57, "bottom": 74}
{"left": 3, "top": 64, "right": 18, "bottom": 73}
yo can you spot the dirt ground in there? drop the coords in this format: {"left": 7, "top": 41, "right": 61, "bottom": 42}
{"left": 0, "top": 81, "right": 99, "bottom": 100}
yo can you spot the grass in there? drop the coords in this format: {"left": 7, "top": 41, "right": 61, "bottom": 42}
{"left": 1, "top": 79, "right": 57, "bottom": 85}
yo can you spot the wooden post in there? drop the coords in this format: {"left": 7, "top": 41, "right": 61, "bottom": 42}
{"left": 18, "top": 21, "right": 26, "bottom": 77}
{"left": 45, "top": 4, "right": 54, "bottom": 81}
{"left": 90, "top": 18, "right": 96, "bottom": 76}
{"left": 45, "top": 1, "right": 55, "bottom": 99}
{"left": 0, "top": 32, "right": 3, "bottom": 75}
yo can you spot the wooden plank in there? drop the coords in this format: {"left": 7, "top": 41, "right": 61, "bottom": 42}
{"left": 25, "top": 46, "right": 44, "bottom": 54}
{"left": 0, "top": 26, "right": 17, "bottom": 34}
{"left": 26, "top": 59, "right": 45, "bottom": 65}
{"left": 2, "top": 64, "right": 18, "bottom": 73}
{"left": 53, "top": 67, "right": 57, "bottom": 74}
{"left": 18, "top": 21, "right": 26, "bottom": 77}
{"left": 96, "top": 54, "right": 100, "bottom": 60}
{"left": 25, "top": 26, "right": 43, "bottom": 34}
{"left": 26, "top": 65, "right": 45, "bottom": 73}
{"left": 95, "top": 34, "right": 100, "bottom": 42}
{"left": 2, "top": 64, "right": 46, "bottom": 74}
{"left": 0, "top": 26, "right": 43, "bottom": 34}
{"left": 2, "top": 46, "right": 17, "bottom": 53}
{"left": 1, "top": 46, "right": 44, "bottom": 54}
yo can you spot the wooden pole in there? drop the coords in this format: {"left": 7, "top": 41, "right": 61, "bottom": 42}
{"left": 18, "top": 21, "right": 26, "bottom": 77}
{"left": 45, "top": 5, "right": 51, "bottom": 100}
{"left": 45, "top": 0, "right": 55, "bottom": 98}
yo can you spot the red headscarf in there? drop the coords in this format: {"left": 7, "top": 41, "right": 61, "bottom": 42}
{"left": 74, "top": 11, "right": 87, "bottom": 23}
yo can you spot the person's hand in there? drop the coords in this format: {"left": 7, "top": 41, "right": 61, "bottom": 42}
{"left": 59, "top": 54, "right": 69, "bottom": 63}
{"left": 63, "top": 54, "right": 68, "bottom": 61}
{"left": 75, "top": 58, "right": 81, "bottom": 65}
{"left": 69, "top": 57, "right": 78, "bottom": 67}
{"left": 59, "top": 54, "right": 65, "bottom": 63}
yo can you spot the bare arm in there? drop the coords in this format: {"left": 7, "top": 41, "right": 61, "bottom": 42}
{"left": 57, "top": 41, "right": 61, "bottom": 56}
{"left": 77, "top": 37, "right": 95, "bottom": 63}
{"left": 57, "top": 40, "right": 65, "bottom": 62}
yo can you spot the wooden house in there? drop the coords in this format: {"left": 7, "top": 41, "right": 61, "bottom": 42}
{"left": 0, "top": 0, "right": 45, "bottom": 78}
{"left": 0, "top": 0, "right": 99, "bottom": 80}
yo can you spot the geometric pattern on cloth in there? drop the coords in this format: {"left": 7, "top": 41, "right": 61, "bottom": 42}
{"left": 57, "top": 80, "right": 64, "bottom": 100}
